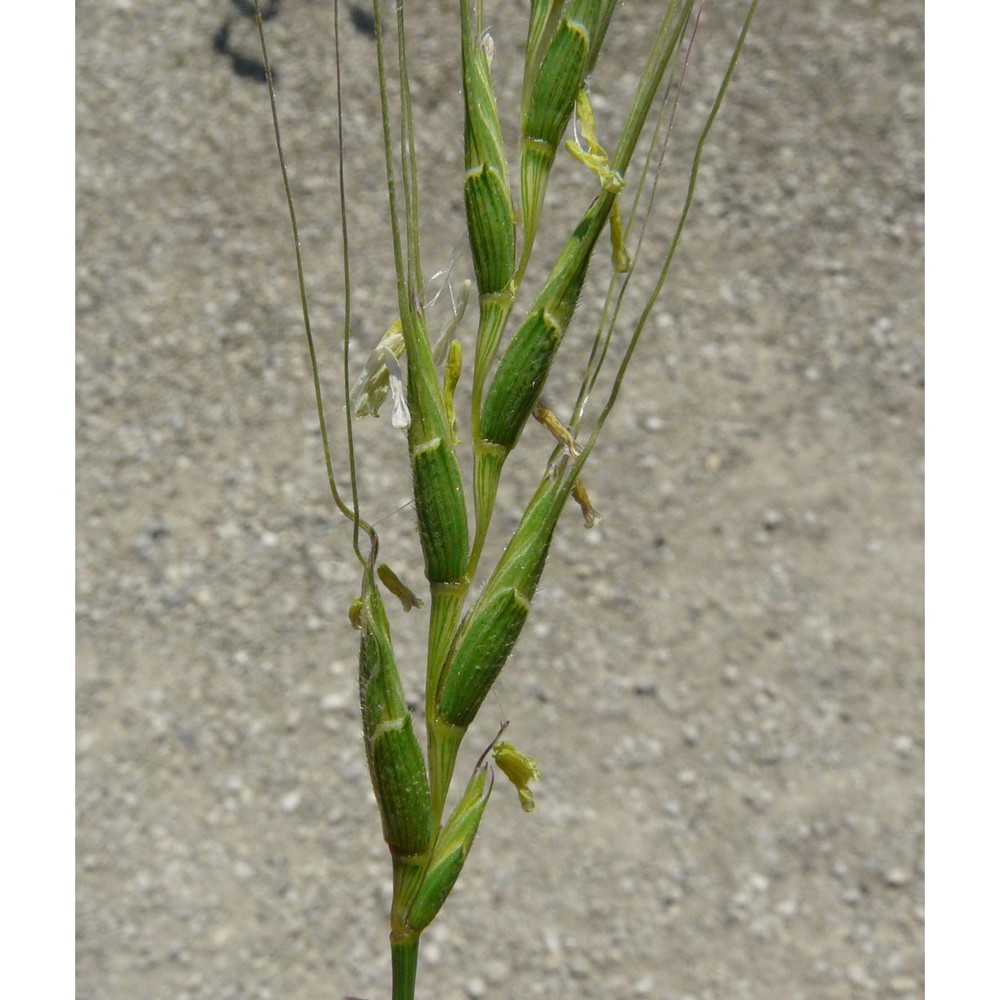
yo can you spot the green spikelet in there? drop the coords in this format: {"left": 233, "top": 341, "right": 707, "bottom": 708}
{"left": 411, "top": 435, "right": 468, "bottom": 587}
{"left": 463, "top": 21, "right": 515, "bottom": 302}
{"left": 520, "top": 0, "right": 612, "bottom": 259}
{"left": 436, "top": 586, "right": 532, "bottom": 730}
{"left": 406, "top": 761, "right": 493, "bottom": 932}
{"left": 431, "top": 464, "right": 577, "bottom": 800}
{"left": 481, "top": 192, "right": 612, "bottom": 449}
{"left": 462, "top": 2, "right": 519, "bottom": 455}
{"left": 358, "top": 548, "right": 433, "bottom": 859}
{"left": 474, "top": 192, "right": 613, "bottom": 538}
{"left": 403, "top": 308, "right": 471, "bottom": 702}
{"left": 523, "top": 0, "right": 564, "bottom": 99}
{"left": 405, "top": 312, "right": 469, "bottom": 586}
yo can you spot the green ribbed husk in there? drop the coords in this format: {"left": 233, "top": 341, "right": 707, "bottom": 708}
{"left": 472, "top": 444, "right": 505, "bottom": 556}
{"left": 464, "top": 18, "right": 506, "bottom": 171}
{"left": 405, "top": 313, "right": 469, "bottom": 589}
{"left": 406, "top": 765, "right": 492, "bottom": 932}
{"left": 435, "top": 469, "right": 573, "bottom": 733}
{"left": 411, "top": 438, "right": 469, "bottom": 586}
{"left": 463, "top": 7, "right": 515, "bottom": 302}
{"left": 472, "top": 294, "right": 514, "bottom": 393}
{"left": 437, "top": 586, "right": 532, "bottom": 729}
{"left": 465, "top": 163, "right": 515, "bottom": 297}
{"left": 524, "top": 1, "right": 614, "bottom": 110}
{"left": 370, "top": 720, "right": 434, "bottom": 855}
{"left": 359, "top": 566, "right": 433, "bottom": 858}
{"left": 522, "top": 6, "right": 593, "bottom": 149}
{"left": 408, "top": 847, "right": 465, "bottom": 934}
{"left": 524, "top": 0, "right": 563, "bottom": 87}
{"left": 519, "top": 143, "right": 555, "bottom": 260}
{"left": 480, "top": 192, "right": 613, "bottom": 453}
{"left": 520, "top": 0, "right": 601, "bottom": 251}
{"left": 479, "top": 306, "right": 563, "bottom": 452}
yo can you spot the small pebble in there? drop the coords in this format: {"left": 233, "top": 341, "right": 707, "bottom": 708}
{"left": 321, "top": 691, "right": 349, "bottom": 711}
{"left": 848, "top": 964, "right": 875, "bottom": 988}
{"left": 483, "top": 958, "right": 509, "bottom": 985}
{"left": 883, "top": 867, "right": 910, "bottom": 887}
{"left": 280, "top": 790, "right": 302, "bottom": 813}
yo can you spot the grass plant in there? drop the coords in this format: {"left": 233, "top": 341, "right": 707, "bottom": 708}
{"left": 253, "top": 2, "right": 758, "bottom": 996}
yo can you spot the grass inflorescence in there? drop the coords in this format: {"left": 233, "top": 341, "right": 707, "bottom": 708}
{"left": 254, "top": 1, "right": 758, "bottom": 996}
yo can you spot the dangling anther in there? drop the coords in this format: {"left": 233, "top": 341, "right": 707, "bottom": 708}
{"left": 377, "top": 563, "right": 425, "bottom": 612}
{"left": 571, "top": 478, "right": 603, "bottom": 529}
{"left": 532, "top": 399, "right": 581, "bottom": 456}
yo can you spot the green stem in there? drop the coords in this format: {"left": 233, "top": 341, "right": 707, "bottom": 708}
{"left": 395, "top": 0, "right": 424, "bottom": 305}
{"left": 424, "top": 580, "right": 469, "bottom": 825}
{"left": 391, "top": 936, "right": 420, "bottom": 1000}
{"left": 609, "top": 1, "right": 692, "bottom": 177}
{"left": 428, "top": 718, "right": 465, "bottom": 827}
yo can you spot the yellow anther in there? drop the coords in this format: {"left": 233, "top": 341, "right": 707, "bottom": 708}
{"left": 609, "top": 201, "right": 632, "bottom": 273}
{"left": 571, "top": 479, "right": 603, "bottom": 528}
{"left": 566, "top": 89, "right": 625, "bottom": 194}
{"left": 532, "top": 399, "right": 581, "bottom": 456}
{"left": 443, "top": 339, "right": 463, "bottom": 445}
{"left": 493, "top": 741, "right": 541, "bottom": 813}
{"left": 377, "top": 564, "right": 424, "bottom": 612}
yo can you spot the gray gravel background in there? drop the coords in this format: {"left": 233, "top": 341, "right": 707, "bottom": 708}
{"left": 77, "top": 2, "right": 923, "bottom": 998}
